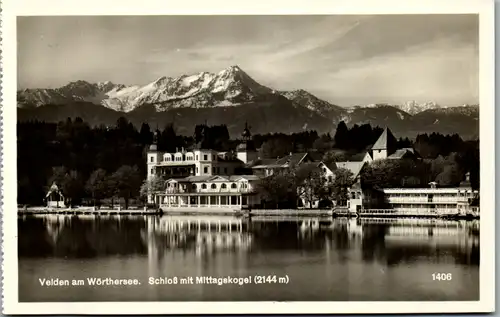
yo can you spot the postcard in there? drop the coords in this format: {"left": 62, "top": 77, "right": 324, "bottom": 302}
{"left": 2, "top": 0, "right": 495, "bottom": 314}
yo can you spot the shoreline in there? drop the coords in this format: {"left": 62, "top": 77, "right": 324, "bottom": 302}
{"left": 17, "top": 207, "right": 479, "bottom": 220}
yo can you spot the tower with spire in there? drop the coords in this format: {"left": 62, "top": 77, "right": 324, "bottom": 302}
{"left": 147, "top": 129, "right": 162, "bottom": 181}
{"left": 236, "top": 122, "right": 257, "bottom": 164}
{"left": 371, "top": 127, "right": 398, "bottom": 160}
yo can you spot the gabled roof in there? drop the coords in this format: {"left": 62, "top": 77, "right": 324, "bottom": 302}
{"left": 318, "top": 161, "right": 337, "bottom": 173}
{"left": 228, "top": 175, "right": 261, "bottom": 181}
{"left": 275, "top": 152, "right": 310, "bottom": 166}
{"left": 46, "top": 183, "right": 64, "bottom": 198}
{"left": 334, "top": 161, "right": 366, "bottom": 179}
{"left": 208, "top": 175, "right": 231, "bottom": 182}
{"left": 372, "top": 127, "right": 398, "bottom": 151}
{"left": 387, "top": 148, "right": 418, "bottom": 160}
{"left": 171, "top": 175, "right": 213, "bottom": 182}
{"left": 298, "top": 162, "right": 323, "bottom": 173}
{"left": 252, "top": 153, "right": 310, "bottom": 169}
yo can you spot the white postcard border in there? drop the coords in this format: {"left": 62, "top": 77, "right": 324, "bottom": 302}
{"left": 2, "top": 0, "right": 495, "bottom": 314}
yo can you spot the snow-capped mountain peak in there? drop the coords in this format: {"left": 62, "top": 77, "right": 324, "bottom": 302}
{"left": 17, "top": 66, "right": 279, "bottom": 112}
{"left": 397, "top": 101, "right": 441, "bottom": 115}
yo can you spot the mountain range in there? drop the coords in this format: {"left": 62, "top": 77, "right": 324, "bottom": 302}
{"left": 17, "top": 65, "right": 479, "bottom": 139}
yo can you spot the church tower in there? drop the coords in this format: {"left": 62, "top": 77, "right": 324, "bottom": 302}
{"left": 236, "top": 122, "right": 257, "bottom": 164}
{"left": 147, "top": 129, "right": 162, "bottom": 181}
{"left": 371, "top": 127, "right": 397, "bottom": 160}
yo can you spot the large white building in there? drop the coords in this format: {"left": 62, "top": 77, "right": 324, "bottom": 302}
{"left": 147, "top": 124, "right": 257, "bottom": 182}
{"left": 156, "top": 175, "right": 261, "bottom": 211}
{"left": 381, "top": 181, "right": 478, "bottom": 216}
{"left": 147, "top": 125, "right": 261, "bottom": 210}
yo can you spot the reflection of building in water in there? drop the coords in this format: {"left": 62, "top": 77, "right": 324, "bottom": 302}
{"left": 144, "top": 216, "right": 253, "bottom": 272}
{"left": 41, "top": 215, "right": 70, "bottom": 243}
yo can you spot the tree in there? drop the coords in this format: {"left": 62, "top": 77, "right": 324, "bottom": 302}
{"left": 48, "top": 166, "right": 68, "bottom": 187}
{"left": 85, "top": 169, "right": 108, "bottom": 206}
{"left": 255, "top": 171, "right": 297, "bottom": 209}
{"left": 333, "top": 121, "right": 349, "bottom": 149}
{"left": 111, "top": 165, "right": 142, "bottom": 209}
{"left": 139, "top": 175, "right": 166, "bottom": 206}
{"left": 48, "top": 167, "right": 83, "bottom": 206}
{"left": 435, "top": 164, "right": 463, "bottom": 186}
{"left": 312, "top": 135, "right": 333, "bottom": 154}
{"left": 61, "top": 170, "right": 84, "bottom": 207}
{"left": 259, "top": 138, "right": 294, "bottom": 159}
{"left": 322, "top": 150, "right": 348, "bottom": 166}
{"left": 294, "top": 164, "right": 328, "bottom": 208}
{"left": 329, "top": 168, "right": 354, "bottom": 205}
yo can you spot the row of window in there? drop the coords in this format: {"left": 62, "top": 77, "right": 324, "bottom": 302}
{"left": 150, "top": 166, "right": 230, "bottom": 175}
{"left": 167, "top": 182, "right": 249, "bottom": 189}
{"left": 387, "top": 193, "right": 459, "bottom": 198}
{"left": 391, "top": 204, "right": 458, "bottom": 208}
{"left": 150, "top": 154, "right": 210, "bottom": 163}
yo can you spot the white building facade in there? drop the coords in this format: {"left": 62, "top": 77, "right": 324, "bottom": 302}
{"left": 155, "top": 175, "right": 261, "bottom": 212}
{"left": 382, "top": 186, "right": 478, "bottom": 216}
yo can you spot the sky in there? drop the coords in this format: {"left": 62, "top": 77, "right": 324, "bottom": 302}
{"left": 17, "top": 15, "right": 479, "bottom": 107}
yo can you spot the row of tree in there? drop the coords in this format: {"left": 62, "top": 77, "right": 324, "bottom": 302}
{"left": 255, "top": 164, "right": 354, "bottom": 209}
{"left": 44, "top": 165, "right": 143, "bottom": 209}
{"left": 18, "top": 117, "right": 479, "bottom": 205}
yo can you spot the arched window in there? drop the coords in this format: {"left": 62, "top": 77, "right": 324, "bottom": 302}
{"left": 202, "top": 184, "right": 207, "bottom": 189}
{"left": 231, "top": 183, "right": 237, "bottom": 189}
{"left": 192, "top": 184, "right": 197, "bottom": 190}
{"left": 211, "top": 184, "right": 217, "bottom": 189}
{"left": 221, "top": 183, "right": 227, "bottom": 189}
{"left": 241, "top": 182, "right": 248, "bottom": 188}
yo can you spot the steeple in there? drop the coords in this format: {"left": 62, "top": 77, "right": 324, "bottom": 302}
{"left": 149, "top": 128, "right": 160, "bottom": 152}
{"left": 236, "top": 122, "right": 257, "bottom": 164}
{"left": 372, "top": 127, "right": 397, "bottom": 150}
{"left": 241, "top": 121, "right": 252, "bottom": 141}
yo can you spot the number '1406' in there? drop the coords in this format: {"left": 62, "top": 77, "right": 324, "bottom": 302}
{"left": 432, "top": 273, "right": 452, "bottom": 281}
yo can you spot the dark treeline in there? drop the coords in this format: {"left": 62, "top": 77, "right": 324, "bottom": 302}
{"left": 18, "top": 118, "right": 479, "bottom": 206}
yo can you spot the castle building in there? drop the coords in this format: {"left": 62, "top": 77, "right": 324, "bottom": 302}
{"left": 146, "top": 129, "right": 246, "bottom": 182}
{"left": 147, "top": 124, "right": 262, "bottom": 209}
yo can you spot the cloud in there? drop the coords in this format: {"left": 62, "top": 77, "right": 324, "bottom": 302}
{"left": 17, "top": 15, "right": 479, "bottom": 107}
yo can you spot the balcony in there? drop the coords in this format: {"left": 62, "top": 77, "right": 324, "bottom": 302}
{"left": 163, "top": 188, "right": 253, "bottom": 195}
{"left": 386, "top": 197, "right": 460, "bottom": 204}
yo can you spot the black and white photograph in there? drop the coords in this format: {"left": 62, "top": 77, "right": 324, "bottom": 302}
{"left": 2, "top": 0, "right": 495, "bottom": 314}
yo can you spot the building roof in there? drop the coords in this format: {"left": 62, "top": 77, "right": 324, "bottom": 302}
{"left": 318, "top": 161, "right": 337, "bottom": 173}
{"left": 371, "top": 127, "right": 398, "bottom": 151}
{"left": 165, "top": 174, "right": 261, "bottom": 183}
{"left": 275, "top": 152, "right": 310, "bottom": 166}
{"left": 334, "top": 161, "right": 366, "bottom": 179}
{"left": 251, "top": 153, "right": 308, "bottom": 169}
{"left": 46, "top": 183, "right": 64, "bottom": 198}
{"left": 387, "top": 148, "right": 418, "bottom": 160}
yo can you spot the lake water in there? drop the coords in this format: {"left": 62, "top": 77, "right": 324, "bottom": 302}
{"left": 18, "top": 214, "right": 479, "bottom": 302}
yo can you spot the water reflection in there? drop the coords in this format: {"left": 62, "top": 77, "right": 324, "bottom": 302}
{"left": 19, "top": 215, "right": 479, "bottom": 267}
{"left": 18, "top": 214, "right": 480, "bottom": 301}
